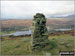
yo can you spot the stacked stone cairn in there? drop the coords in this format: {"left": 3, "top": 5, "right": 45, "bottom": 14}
{"left": 32, "top": 13, "right": 49, "bottom": 50}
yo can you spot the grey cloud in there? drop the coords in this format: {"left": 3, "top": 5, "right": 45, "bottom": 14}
{"left": 1, "top": 1, "right": 74, "bottom": 19}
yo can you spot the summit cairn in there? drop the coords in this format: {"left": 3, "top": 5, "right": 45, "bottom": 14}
{"left": 32, "top": 13, "right": 49, "bottom": 50}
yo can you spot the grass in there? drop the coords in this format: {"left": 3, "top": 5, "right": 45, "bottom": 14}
{"left": 1, "top": 37, "right": 31, "bottom": 55}
{"left": 0, "top": 31, "right": 15, "bottom": 35}
{"left": 48, "top": 34, "right": 74, "bottom": 55}
{"left": 0, "top": 32, "right": 7, "bottom": 35}
{"left": 1, "top": 34, "right": 74, "bottom": 55}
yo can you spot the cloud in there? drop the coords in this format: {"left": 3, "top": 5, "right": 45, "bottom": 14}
{"left": 1, "top": 1, "right": 74, "bottom": 19}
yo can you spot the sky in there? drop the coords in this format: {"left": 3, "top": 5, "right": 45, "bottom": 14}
{"left": 1, "top": 1, "right": 74, "bottom": 19}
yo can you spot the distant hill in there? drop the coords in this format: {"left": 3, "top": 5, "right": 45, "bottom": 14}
{"left": 60, "top": 14, "right": 75, "bottom": 18}
{"left": 50, "top": 14, "right": 75, "bottom": 18}
{"left": 1, "top": 18, "right": 74, "bottom": 30}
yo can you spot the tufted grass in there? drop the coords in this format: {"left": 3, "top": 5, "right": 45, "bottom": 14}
{"left": 1, "top": 34, "right": 74, "bottom": 55}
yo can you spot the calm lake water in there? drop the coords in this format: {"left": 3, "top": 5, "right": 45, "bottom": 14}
{"left": 12, "top": 30, "right": 32, "bottom": 36}
{"left": 2, "top": 30, "right": 32, "bottom": 37}
{"left": 54, "top": 29, "right": 72, "bottom": 31}
{"left": 2, "top": 28, "right": 72, "bottom": 37}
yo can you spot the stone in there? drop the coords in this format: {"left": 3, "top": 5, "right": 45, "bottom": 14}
{"left": 32, "top": 13, "right": 49, "bottom": 50}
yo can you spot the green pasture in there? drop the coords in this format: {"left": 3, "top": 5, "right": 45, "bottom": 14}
{"left": 1, "top": 34, "right": 74, "bottom": 55}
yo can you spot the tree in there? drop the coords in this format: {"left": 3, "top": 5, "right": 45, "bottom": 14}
{"left": 32, "top": 13, "right": 49, "bottom": 50}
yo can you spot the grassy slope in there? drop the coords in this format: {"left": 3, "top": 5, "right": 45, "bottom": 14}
{"left": 1, "top": 34, "right": 74, "bottom": 55}
{"left": 48, "top": 34, "right": 74, "bottom": 55}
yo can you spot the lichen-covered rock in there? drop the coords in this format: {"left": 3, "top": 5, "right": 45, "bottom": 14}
{"left": 32, "top": 13, "right": 49, "bottom": 50}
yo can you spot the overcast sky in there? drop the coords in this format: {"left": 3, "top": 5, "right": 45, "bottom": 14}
{"left": 1, "top": 1, "right": 74, "bottom": 19}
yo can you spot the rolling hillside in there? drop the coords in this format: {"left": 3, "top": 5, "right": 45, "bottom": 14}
{"left": 1, "top": 18, "right": 74, "bottom": 28}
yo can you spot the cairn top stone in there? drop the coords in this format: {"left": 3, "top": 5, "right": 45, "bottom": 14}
{"left": 34, "top": 13, "right": 45, "bottom": 18}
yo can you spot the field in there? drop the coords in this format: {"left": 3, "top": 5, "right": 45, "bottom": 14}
{"left": 0, "top": 18, "right": 74, "bottom": 56}
{"left": 1, "top": 34, "right": 74, "bottom": 56}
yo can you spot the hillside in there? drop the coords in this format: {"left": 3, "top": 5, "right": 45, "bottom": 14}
{"left": 1, "top": 18, "right": 74, "bottom": 29}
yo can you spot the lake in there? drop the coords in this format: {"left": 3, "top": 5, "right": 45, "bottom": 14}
{"left": 54, "top": 28, "right": 72, "bottom": 31}
{"left": 1, "top": 28, "right": 72, "bottom": 37}
{"left": 2, "top": 30, "right": 32, "bottom": 37}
